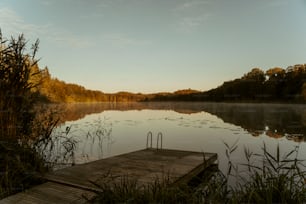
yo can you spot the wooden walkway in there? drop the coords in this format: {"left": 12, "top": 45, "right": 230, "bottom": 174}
{"left": 1, "top": 148, "right": 217, "bottom": 204}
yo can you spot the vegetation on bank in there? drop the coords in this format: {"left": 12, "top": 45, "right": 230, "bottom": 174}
{"left": 0, "top": 31, "right": 45, "bottom": 198}
{"left": 0, "top": 32, "right": 76, "bottom": 198}
{"left": 34, "top": 67, "right": 150, "bottom": 103}
{"left": 28, "top": 64, "right": 306, "bottom": 103}
{"left": 89, "top": 143, "right": 306, "bottom": 204}
{"left": 37, "top": 64, "right": 306, "bottom": 103}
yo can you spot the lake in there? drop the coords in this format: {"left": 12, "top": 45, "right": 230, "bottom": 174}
{"left": 48, "top": 102, "right": 306, "bottom": 174}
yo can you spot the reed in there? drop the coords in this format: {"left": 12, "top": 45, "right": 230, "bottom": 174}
{"left": 89, "top": 143, "right": 306, "bottom": 203}
{"left": 0, "top": 32, "right": 77, "bottom": 199}
{"left": 229, "top": 144, "right": 306, "bottom": 203}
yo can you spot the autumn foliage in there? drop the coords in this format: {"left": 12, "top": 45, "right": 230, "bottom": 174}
{"left": 28, "top": 67, "right": 148, "bottom": 103}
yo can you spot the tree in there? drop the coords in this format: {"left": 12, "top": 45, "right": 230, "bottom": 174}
{"left": 263, "top": 67, "right": 286, "bottom": 99}
{"left": 265, "top": 67, "right": 285, "bottom": 79}
{"left": 242, "top": 68, "right": 265, "bottom": 82}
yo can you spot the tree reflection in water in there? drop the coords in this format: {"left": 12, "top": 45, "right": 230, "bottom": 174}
{"left": 52, "top": 102, "right": 306, "bottom": 143}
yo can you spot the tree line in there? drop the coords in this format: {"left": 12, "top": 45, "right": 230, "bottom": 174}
{"left": 9, "top": 37, "right": 305, "bottom": 104}
{"left": 30, "top": 67, "right": 202, "bottom": 103}
{"left": 30, "top": 66, "right": 150, "bottom": 103}
{"left": 31, "top": 62, "right": 306, "bottom": 103}
{"left": 149, "top": 65, "right": 306, "bottom": 103}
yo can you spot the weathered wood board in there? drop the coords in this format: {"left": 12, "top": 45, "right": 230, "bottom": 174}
{"left": 0, "top": 182, "right": 95, "bottom": 204}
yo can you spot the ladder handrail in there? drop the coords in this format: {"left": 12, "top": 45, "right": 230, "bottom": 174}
{"left": 146, "top": 131, "right": 163, "bottom": 149}
{"left": 146, "top": 131, "right": 153, "bottom": 148}
{"left": 157, "top": 132, "right": 163, "bottom": 150}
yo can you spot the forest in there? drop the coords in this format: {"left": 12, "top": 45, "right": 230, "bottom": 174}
{"left": 149, "top": 65, "right": 306, "bottom": 103}
{"left": 28, "top": 66, "right": 202, "bottom": 103}
{"left": 30, "top": 66, "right": 150, "bottom": 102}
{"left": 18, "top": 47, "right": 306, "bottom": 104}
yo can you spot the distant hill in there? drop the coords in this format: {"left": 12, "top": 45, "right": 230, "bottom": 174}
{"left": 31, "top": 63, "right": 306, "bottom": 103}
{"left": 146, "top": 89, "right": 201, "bottom": 102}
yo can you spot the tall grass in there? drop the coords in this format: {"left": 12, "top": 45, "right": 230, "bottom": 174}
{"left": 89, "top": 143, "right": 306, "bottom": 203}
{"left": 90, "top": 174, "right": 204, "bottom": 203}
{"left": 0, "top": 31, "right": 42, "bottom": 198}
{"left": 0, "top": 105, "right": 77, "bottom": 199}
{"left": 229, "top": 144, "right": 306, "bottom": 203}
{"left": 0, "top": 141, "right": 50, "bottom": 198}
{"left": 0, "top": 32, "right": 77, "bottom": 199}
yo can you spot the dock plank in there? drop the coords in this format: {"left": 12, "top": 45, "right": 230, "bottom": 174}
{"left": 44, "top": 148, "right": 217, "bottom": 188}
{"left": 0, "top": 182, "right": 95, "bottom": 204}
{"left": 1, "top": 148, "right": 217, "bottom": 204}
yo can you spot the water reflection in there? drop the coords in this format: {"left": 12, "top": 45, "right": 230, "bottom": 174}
{"left": 196, "top": 103, "right": 306, "bottom": 142}
{"left": 55, "top": 102, "right": 306, "bottom": 142}
{"left": 46, "top": 102, "right": 306, "bottom": 179}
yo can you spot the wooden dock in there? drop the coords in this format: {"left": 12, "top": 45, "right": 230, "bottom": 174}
{"left": 1, "top": 148, "right": 217, "bottom": 204}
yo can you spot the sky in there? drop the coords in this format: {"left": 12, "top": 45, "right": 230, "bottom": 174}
{"left": 0, "top": 0, "right": 306, "bottom": 93}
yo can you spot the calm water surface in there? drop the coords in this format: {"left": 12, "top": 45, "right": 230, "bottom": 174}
{"left": 50, "top": 102, "right": 306, "bottom": 173}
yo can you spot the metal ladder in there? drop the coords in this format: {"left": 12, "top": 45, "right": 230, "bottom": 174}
{"left": 146, "top": 131, "right": 163, "bottom": 150}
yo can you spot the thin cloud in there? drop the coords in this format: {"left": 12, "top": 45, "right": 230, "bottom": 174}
{"left": 178, "top": 14, "right": 212, "bottom": 33}
{"left": 39, "top": 0, "right": 54, "bottom": 6}
{"left": 50, "top": 34, "right": 94, "bottom": 48}
{"left": 174, "top": 0, "right": 211, "bottom": 11}
{"left": 266, "top": 0, "right": 290, "bottom": 7}
{"left": 47, "top": 30, "right": 95, "bottom": 48}
{"left": 173, "top": 0, "right": 213, "bottom": 33}
{"left": 103, "top": 33, "right": 151, "bottom": 47}
{"left": 0, "top": 7, "right": 94, "bottom": 48}
{"left": 0, "top": 7, "right": 49, "bottom": 38}
{"left": 181, "top": 15, "right": 210, "bottom": 27}
{"left": 80, "top": 12, "right": 104, "bottom": 20}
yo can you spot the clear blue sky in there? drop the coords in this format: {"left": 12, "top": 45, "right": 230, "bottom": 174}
{"left": 0, "top": 0, "right": 306, "bottom": 93}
